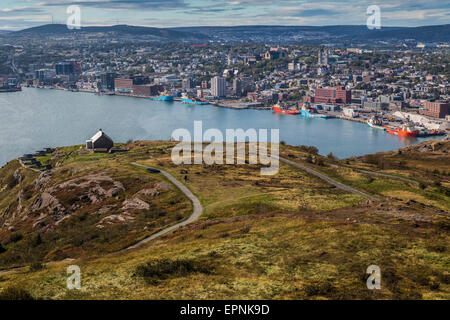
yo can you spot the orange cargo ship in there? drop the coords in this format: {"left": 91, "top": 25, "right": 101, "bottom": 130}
{"left": 386, "top": 124, "right": 419, "bottom": 137}
{"left": 272, "top": 104, "right": 300, "bottom": 114}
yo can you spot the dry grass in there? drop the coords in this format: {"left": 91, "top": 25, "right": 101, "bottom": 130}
{"left": 0, "top": 140, "right": 448, "bottom": 300}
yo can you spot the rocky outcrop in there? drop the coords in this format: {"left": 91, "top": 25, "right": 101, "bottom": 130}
{"left": 137, "top": 182, "right": 171, "bottom": 197}
{"left": 34, "top": 172, "right": 52, "bottom": 190}
{"left": 31, "top": 192, "right": 66, "bottom": 216}
{"left": 13, "top": 169, "right": 23, "bottom": 184}
{"left": 122, "top": 198, "right": 150, "bottom": 211}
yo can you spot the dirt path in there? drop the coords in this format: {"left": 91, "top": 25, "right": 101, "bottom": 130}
{"left": 352, "top": 168, "right": 419, "bottom": 185}
{"left": 327, "top": 162, "right": 419, "bottom": 185}
{"left": 277, "top": 156, "right": 379, "bottom": 201}
{"left": 122, "top": 162, "right": 203, "bottom": 251}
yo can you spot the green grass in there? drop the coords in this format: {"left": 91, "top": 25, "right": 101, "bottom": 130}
{"left": 1, "top": 209, "right": 448, "bottom": 300}
{"left": 0, "top": 140, "right": 448, "bottom": 300}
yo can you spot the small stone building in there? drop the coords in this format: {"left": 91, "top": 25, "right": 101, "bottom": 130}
{"left": 86, "top": 129, "right": 114, "bottom": 152}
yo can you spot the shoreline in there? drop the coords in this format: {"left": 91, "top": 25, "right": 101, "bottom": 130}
{"left": 1, "top": 87, "right": 445, "bottom": 166}
{"left": 26, "top": 86, "right": 447, "bottom": 132}
{"left": 7, "top": 135, "right": 446, "bottom": 168}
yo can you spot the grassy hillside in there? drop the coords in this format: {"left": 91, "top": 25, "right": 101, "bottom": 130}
{"left": 0, "top": 140, "right": 448, "bottom": 300}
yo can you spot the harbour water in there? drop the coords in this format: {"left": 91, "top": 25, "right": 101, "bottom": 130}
{"left": 0, "top": 88, "right": 439, "bottom": 165}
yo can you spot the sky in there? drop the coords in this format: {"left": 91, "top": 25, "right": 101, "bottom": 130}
{"left": 0, "top": 0, "right": 449, "bottom": 30}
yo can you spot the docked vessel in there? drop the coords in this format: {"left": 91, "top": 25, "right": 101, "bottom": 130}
{"left": 367, "top": 116, "right": 386, "bottom": 130}
{"left": 416, "top": 128, "right": 445, "bottom": 137}
{"left": 0, "top": 85, "right": 21, "bottom": 93}
{"left": 181, "top": 93, "right": 209, "bottom": 105}
{"left": 386, "top": 123, "right": 419, "bottom": 137}
{"left": 300, "top": 103, "right": 332, "bottom": 118}
{"left": 272, "top": 104, "right": 300, "bottom": 114}
{"left": 152, "top": 91, "right": 174, "bottom": 101}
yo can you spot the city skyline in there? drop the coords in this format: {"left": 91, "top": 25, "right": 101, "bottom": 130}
{"left": 0, "top": 0, "right": 449, "bottom": 31}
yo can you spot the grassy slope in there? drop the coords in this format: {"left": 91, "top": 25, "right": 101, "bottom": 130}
{"left": 0, "top": 140, "right": 448, "bottom": 300}
{"left": 0, "top": 143, "right": 192, "bottom": 267}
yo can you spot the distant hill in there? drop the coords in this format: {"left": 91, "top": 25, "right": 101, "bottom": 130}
{"left": 172, "top": 25, "right": 405, "bottom": 35}
{"left": 172, "top": 24, "right": 450, "bottom": 43}
{"left": 10, "top": 24, "right": 208, "bottom": 40}
{"left": 6, "top": 23, "right": 450, "bottom": 43}
{"left": 360, "top": 24, "right": 450, "bottom": 42}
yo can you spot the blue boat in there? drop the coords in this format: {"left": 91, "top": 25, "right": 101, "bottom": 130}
{"left": 152, "top": 94, "right": 174, "bottom": 101}
{"left": 181, "top": 94, "right": 209, "bottom": 105}
{"left": 300, "top": 104, "right": 332, "bottom": 118}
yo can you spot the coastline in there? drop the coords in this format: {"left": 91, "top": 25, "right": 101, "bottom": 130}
{"left": 1, "top": 86, "right": 445, "bottom": 166}
{"left": 26, "top": 87, "right": 447, "bottom": 131}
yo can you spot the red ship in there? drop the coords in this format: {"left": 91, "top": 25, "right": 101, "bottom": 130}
{"left": 272, "top": 104, "right": 300, "bottom": 114}
{"left": 386, "top": 124, "right": 419, "bottom": 137}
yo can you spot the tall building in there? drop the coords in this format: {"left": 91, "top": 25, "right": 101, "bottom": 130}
{"left": 100, "top": 72, "right": 118, "bottom": 91}
{"left": 211, "top": 76, "right": 226, "bottom": 97}
{"left": 264, "top": 48, "right": 287, "bottom": 60}
{"left": 35, "top": 69, "right": 56, "bottom": 81}
{"left": 114, "top": 78, "right": 134, "bottom": 93}
{"left": 233, "top": 78, "right": 242, "bottom": 96}
{"left": 420, "top": 101, "right": 449, "bottom": 118}
{"left": 182, "top": 78, "right": 193, "bottom": 90}
{"left": 314, "top": 86, "right": 351, "bottom": 105}
{"left": 55, "top": 61, "right": 82, "bottom": 76}
{"left": 132, "top": 84, "right": 164, "bottom": 97}
{"left": 318, "top": 49, "right": 328, "bottom": 66}
{"left": 55, "top": 62, "right": 74, "bottom": 75}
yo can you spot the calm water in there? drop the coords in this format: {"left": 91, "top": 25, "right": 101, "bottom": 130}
{"left": 0, "top": 88, "right": 437, "bottom": 165}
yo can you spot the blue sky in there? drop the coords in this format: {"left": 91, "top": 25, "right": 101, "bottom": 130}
{"left": 0, "top": 0, "right": 449, "bottom": 30}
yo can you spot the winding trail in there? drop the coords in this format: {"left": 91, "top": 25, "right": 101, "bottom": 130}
{"left": 276, "top": 156, "right": 379, "bottom": 201}
{"left": 351, "top": 168, "right": 419, "bottom": 185}
{"left": 122, "top": 162, "right": 203, "bottom": 251}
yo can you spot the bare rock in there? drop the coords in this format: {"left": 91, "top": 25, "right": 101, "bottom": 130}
{"left": 13, "top": 169, "right": 23, "bottom": 184}
{"left": 122, "top": 198, "right": 150, "bottom": 211}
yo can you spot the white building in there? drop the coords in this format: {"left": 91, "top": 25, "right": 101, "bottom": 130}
{"left": 211, "top": 76, "right": 226, "bottom": 97}
{"left": 343, "top": 107, "right": 358, "bottom": 118}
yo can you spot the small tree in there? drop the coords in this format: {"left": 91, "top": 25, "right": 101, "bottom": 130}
{"left": 327, "top": 152, "right": 335, "bottom": 161}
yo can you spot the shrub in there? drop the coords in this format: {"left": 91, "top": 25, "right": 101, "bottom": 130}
{"left": 134, "top": 258, "right": 215, "bottom": 285}
{"left": 298, "top": 145, "right": 318, "bottom": 155}
{"left": 316, "top": 158, "right": 325, "bottom": 166}
{"left": 31, "top": 233, "right": 42, "bottom": 247}
{"left": 29, "top": 261, "right": 45, "bottom": 272}
{"left": 9, "top": 232, "right": 23, "bottom": 243}
{"left": 0, "top": 287, "right": 35, "bottom": 300}
{"left": 240, "top": 225, "right": 251, "bottom": 234}
{"left": 303, "top": 281, "right": 337, "bottom": 297}
{"left": 4, "top": 174, "right": 18, "bottom": 189}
